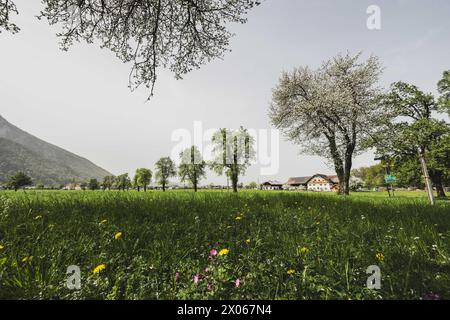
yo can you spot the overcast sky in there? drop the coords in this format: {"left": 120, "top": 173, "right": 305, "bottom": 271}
{"left": 1, "top": 0, "right": 449, "bottom": 185}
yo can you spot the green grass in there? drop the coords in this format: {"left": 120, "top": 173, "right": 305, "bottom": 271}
{"left": 0, "top": 190, "right": 449, "bottom": 300}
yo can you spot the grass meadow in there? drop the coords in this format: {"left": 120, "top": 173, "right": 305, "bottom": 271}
{"left": 0, "top": 190, "right": 449, "bottom": 300}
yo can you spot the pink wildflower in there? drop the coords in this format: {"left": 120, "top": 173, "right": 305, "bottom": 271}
{"left": 193, "top": 274, "right": 200, "bottom": 284}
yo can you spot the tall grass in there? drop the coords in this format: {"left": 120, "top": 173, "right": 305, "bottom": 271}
{"left": 0, "top": 190, "right": 449, "bottom": 299}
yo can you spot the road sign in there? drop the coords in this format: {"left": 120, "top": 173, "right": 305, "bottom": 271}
{"left": 384, "top": 175, "right": 397, "bottom": 183}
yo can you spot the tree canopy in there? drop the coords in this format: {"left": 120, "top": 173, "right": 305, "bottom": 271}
{"left": 134, "top": 168, "right": 152, "bottom": 191}
{"left": 270, "top": 52, "right": 383, "bottom": 195}
{"left": 210, "top": 127, "right": 254, "bottom": 192}
{"left": 6, "top": 171, "right": 32, "bottom": 191}
{"left": 178, "top": 146, "right": 206, "bottom": 192}
{"left": 1, "top": 0, "right": 261, "bottom": 99}
{"left": 155, "top": 156, "right": 176, "bottom": 191}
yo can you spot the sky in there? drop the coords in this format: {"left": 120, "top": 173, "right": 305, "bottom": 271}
{"left": 1, "top": 0, "right": 449, "bottom": 185}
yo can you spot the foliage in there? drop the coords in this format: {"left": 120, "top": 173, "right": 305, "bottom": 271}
{"left": 102, "top": 176, "right": 116, "bottom": 190}
{"left": 116, "top": 173, "right": 132, "bottom": 191}
{"left": 1, "top": 0, "right": 261, "bottom": 99}
{"left": 88, "top": 179, "right": 100, "bottom": 191}
{"left": 133, "top": 168, "right": 152, "bottom": 192}
{"left": 351, "top": 164, "right": 385, "bottom": 189}
{"left": 210, "top": 127, "right": 255, "bottom": 193}
{"left": 269, "top": 52, "right": 383, "bottom": 195}
{"left": 437, "top": 70, "right": 450, "bottom": 115}
{"left": 155, "top": 157, "right": 176, "bottom": 191}
{"left": 0, "top": 0, "right": 19, "bottom": 33}
{"left": 366, "top": 79, "right": 450, "bottom": 198}
{"left": 6, "top": 172, "right": 32, "bottom": 191}
{"left": 178, "top": 146, "right": 206, "bottom": 192}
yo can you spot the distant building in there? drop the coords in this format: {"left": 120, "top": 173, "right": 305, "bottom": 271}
{"left": 285, "top": 174, "right": 339, "bottom": 192}
{"left": 63, "top": 183, "right": 83, "bottom": 190}
{"left": 261, "top": 181, "right": 284, "bottom": 190}
{"left": 306, "top": 174, "right": 339, "bottom": 192}
{"left": 285, "top": 176, "right": 310, "bottom": 190}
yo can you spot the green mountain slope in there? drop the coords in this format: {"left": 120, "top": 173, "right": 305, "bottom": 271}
{"left": 0, "top": 115, "right": 113, "bottom": 185}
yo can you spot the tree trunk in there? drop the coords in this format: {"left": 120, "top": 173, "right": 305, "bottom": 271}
{"left": 436, "top": 182, "right": 446, "bottom": 198}
{"left": 162, "top": 183, "right": 166, "bottom": 192}
{"left": 326, "top": 134, "right": 346, "bottom": 195}
{"left": 231, "top": 168, "right": 238, "bottom": 193}
{"left": 193, "top": 171, "right": 198, "bottom": 192}
{"left": 137, "top": 186, "right": 140, "bottom": 192}
{"left": 144, "top": 185, "right": 147, "bottom": 192}
{"left": 430, "top": 172, "right": 446, "bottom": 198}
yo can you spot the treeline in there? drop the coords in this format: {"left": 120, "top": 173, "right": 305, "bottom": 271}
{"left": 1, "top": 128, "right": 255, "bottom": 193}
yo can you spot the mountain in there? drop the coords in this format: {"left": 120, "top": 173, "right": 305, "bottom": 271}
{"left": 0, "top": 115, "right": 113, "bottom": 186}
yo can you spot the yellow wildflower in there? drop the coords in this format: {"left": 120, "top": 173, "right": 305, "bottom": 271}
{"left": 34, "top": 215, "right": 43, "bottom": 220}
{"left": 287, "top": 269, "right": 296, "bottom": 275}
{"left": 218, "top": 248, "right": 230, "bottom": 256}
{"left": 22, "top": 256, "right": 33, "bottom": 263}
{"left": 299, "top": 246, "right": 310, "bottom": 254}
{"left": 245, "top": 239, "right": 251, "bottom": 245}
{"left": 375, "top": 252, "right": 385, "bottom": 262}
{"left": 114, "top": 232, "right": 123, "bottom": 240}
{"left": 100, "top": 219, "right": 108, "bottom": 224}
{"left": 235, "top": 216, "right": 242, "bottom": 221}
{"left": 93, "top": 264, "right": 106, "bottom": 274}
{"left": 0, "top": 244, "right": 4, "bottom": 250}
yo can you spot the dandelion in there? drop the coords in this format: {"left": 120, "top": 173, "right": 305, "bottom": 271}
{"left": 99, "top": 219, "right": 107, "bottom": 224}
{"left": 245, "top": 239, "right": 251, "bottom": 245}
{"left": 299, "top": 246, "right": 310, "bottom": 255}
{"left": 114, "top": 232, "right": 122, "bottom": 240}
{"left": 0, "top": 244, "right": 4, "bottom": 250}
{"left": 22, "top": 256, "right": 33, "bottom": 263}
{"left": 287, "top": 269, "right": 296, "bottom": 275}
{"left": 218, "top": 248, "right": 229, "bottom": 256}
{"left": 375, "top": 252, "right": 385, "bottom": 262}
{"left": 34, "top": 215, "right": 42, "bottom": 220}
{"left": 235, "top": 278, "right": 241, "bottom": 288}
{"left": 235, "top": 216, "right": 242, "bottom": 221}
{"left": 93, "top": 264, "right": 106, "bottom": 274}
{"left": 193, "top": 274, "right": 200, "bottom": 284}
{"left": 210, "top": 248, "right": 218, "bottom": 256}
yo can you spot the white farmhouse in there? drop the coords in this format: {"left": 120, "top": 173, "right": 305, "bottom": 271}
{"left": 306, "top": 174, "right": 339, "bottom": 192}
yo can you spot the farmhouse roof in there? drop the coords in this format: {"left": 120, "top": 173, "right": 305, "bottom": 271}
{"left": 261, "top": 180, "right": 284, "bottom": 186}
{"left": 306, "top": 174, "right": 339, "bottom": 184}
{"left": 286, "top": 176, "right": 311, "bottom": 185}
{"left": 286, "top": 174, "right": 340, "bottom": 185}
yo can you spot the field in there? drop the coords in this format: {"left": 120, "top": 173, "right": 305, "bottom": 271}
{"left": 0, "top": 190, "right": 449, "bottom": 300}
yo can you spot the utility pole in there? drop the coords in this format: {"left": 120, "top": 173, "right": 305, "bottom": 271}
{"left": 418, "top": 148, "right": 435, "bottom": 205}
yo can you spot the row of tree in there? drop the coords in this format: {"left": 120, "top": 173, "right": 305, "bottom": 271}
{"left": 269, "top": 52, "right": 449, "bottom": 203}
{"left": 86, "top": 127, "right": 255, "bottom": 193}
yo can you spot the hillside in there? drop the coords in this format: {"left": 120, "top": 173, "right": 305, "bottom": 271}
{"left": 0, "top": 115, "right": 113, "bottom": 185}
